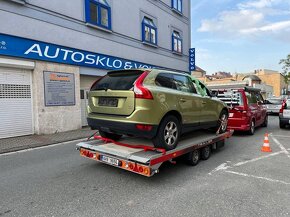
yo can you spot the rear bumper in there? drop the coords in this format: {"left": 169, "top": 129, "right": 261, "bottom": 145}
{"left": 227, "top": 118, "right": 250, "bottom": 131}
{"left": 279, "top": 116, "right": 290, "bottom": 125}
{"left": 87, "top": 117, "right": 158, "bottom": 139}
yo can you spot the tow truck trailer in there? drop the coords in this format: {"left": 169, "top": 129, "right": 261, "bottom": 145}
{"left": 76, "top": 130, "right": 233, "bottom": 177}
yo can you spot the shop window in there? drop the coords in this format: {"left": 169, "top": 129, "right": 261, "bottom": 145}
{"left": 172, "top": 31, "right": 182, "bottom": 54}
{"left": 172, "top": 0, "right": 182, "bottom": 14}
{"left": 85, "top": 0, "right": 112, "bottom": 30}
{"left": 142, "top": 17, "right": 158, "bottom": 46}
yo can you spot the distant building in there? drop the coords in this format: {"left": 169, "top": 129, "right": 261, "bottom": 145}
{"left": 191, "top": 66, "right": 206, "bottom": 78}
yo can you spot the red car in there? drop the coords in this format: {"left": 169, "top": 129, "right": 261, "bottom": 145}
{"left": 214, "top": 87, "right": 268, "bottom": 135}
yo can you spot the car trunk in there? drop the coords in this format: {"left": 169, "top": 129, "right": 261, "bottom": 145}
{"left": 89, "top": 70, "right": 144, "bottom": 116}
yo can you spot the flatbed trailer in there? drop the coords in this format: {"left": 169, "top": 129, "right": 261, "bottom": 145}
{"left": 76, "top": 130, "right": 233, "bottom": 177}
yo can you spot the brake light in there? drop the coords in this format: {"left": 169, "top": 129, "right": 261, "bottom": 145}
{"left": 280, "top": 101, "right": 286, "bottom": 113}
{"left": 136, "top": 124, "right": 153, "bottom": 131}
{"left": 134, "top": 71, "right": 153, "bottom": 99}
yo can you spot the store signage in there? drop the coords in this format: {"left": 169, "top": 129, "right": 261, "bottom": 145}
{"left": 43, "top": 71, "right": 75, "bottom": 106}
{"left": 0, "top": 34, "right": 156, "bottom": 71}
{"left": 189, "top": 48, "right": 196, "bottom": 71}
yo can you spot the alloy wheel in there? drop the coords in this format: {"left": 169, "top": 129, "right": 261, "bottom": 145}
{"left": 164, "top": 121, "right": 178, "bottom": 147}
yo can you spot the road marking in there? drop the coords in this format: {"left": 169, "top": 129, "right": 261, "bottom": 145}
{"left": 225, "top": 170, "right": 290, "bottom": 185}
{"left": 209, "top": 161, "right": 231, "bottom": 175}
{"left": 0, "top": 138, "right": 86, "bottom": 157}
{"left": 271, "top": 135, "right": 290, "bottom": 159}
{"left": 271, "top": 135, "right": 290, "bottom": 138}
{"left": 233, "top": 151, "right": 285, "bottom": 167}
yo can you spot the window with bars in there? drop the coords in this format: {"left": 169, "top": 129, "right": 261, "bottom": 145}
{"left": 142, "top": 17, "right": 157, "bottom": 46}
{"left": 85, "top": 0, "right": 112, "bottom": 30}
{"left": 172, "top": 30, "right": 182, "bottom": 54}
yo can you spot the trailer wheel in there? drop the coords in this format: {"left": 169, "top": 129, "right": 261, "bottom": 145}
{"left": 186, "top": 149, "right": 200, "bottom": 166}
{"left": 200, "top": 145, "right": 211, "bottom": 160}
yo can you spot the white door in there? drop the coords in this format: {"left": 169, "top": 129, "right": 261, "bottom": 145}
{"left": 80, "top": 89, "right": 89, "bottom": 126}
{"left": 0, "top": 68, "right": 33, "bottom": 139}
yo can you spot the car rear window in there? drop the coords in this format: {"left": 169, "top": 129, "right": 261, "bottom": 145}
{"left": 265, "top": 98, "right": 282, "bottom": 105}
{"left": 216, "top": 90, "right": 244, "bottom": 106}
{"left": 91, "top": 70, "right": 143, "bottom": 91}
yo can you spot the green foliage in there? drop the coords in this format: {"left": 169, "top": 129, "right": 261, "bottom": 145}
{"left": 279, "top": 54, "right": 290, "bottom": 84}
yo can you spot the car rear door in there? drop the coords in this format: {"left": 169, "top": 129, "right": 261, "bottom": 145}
{"left": 171, "top": 74, "right": 202, "bottom": 125}
{"left": 246, "top": 91, "right": 259, "bottom": 124}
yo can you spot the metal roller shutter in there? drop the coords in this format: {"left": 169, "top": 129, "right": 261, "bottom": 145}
{"left": 0, "top": 68, "right": 33, "bottom": 139}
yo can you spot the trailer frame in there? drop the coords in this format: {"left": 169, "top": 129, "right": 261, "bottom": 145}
{"left": 76, "top": 130, "right": 234, "bottom": 177}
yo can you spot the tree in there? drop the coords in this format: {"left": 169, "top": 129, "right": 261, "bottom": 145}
{"left": 279, "top": 54, "right": 290, "bottom": 84}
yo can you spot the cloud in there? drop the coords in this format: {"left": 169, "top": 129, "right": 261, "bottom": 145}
{"left": 238, "top": 0, "right": 276, "bottom": 9}
{"left": 197, "top": 0, "right": 290, "bottom": 41}
{"left": 198, "top": 10, "right": 264, "bottom": 34}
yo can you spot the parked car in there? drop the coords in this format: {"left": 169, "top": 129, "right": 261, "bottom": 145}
{"left": 87, "top": 69, "right": 228, "bottom": 150}
{"left": 279, "top": 99, "right": 290, "bottom": 128}
{"left": 264, "top": 98, "right": 283, "bottom": 114}
{"left": 214, "top": 87, "right": 268, "bottom": 135}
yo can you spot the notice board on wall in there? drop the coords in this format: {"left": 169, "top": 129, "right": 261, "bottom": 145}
{"left": 43, "top": 71, "right": 75, "bottom": 106}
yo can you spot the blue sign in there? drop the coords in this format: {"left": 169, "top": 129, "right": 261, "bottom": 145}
{"left": 189, "top": 48, "right": 196, "bottom": 71}
{"left": 0, "top": 34, "right": 157, "bottom": 71}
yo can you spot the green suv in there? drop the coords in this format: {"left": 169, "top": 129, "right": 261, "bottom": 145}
{"left": 87, "top": 69, "right": 228, "bottom": 150}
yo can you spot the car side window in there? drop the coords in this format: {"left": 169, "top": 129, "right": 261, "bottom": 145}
{"left": 155, "top": 73, "right": 176, "bottom": 90}
{"left": 256, "top": 93, "right": 264, "bottom": 104}
{"left": 198, "top": 82, "right": 210, "bottom": 97}
{"left": 172, "top": 74, "right": 196, "bottom": 93}
{"left": 246, "top": 92, "right": 257, "bottom": 104}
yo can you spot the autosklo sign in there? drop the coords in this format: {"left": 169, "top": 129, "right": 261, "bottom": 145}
{"left": 0, "top": 34, "right": 157, "bottom": 71}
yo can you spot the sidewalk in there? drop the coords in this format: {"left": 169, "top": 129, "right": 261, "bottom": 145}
{"left": 0, "top": 127, "right": 96, "bottom": 154}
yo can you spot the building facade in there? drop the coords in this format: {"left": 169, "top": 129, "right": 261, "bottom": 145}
{"left": 0, "top": 0, "right": 191, "bottom": 139}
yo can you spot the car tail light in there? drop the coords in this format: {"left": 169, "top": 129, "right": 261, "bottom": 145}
{"left": 136, "top": 124, "right": 153, "bottom": 131}
{"left": 134, "top": 71, "right": 153, "bottom": 99}
{"left": 280, "top": 101, "right": 287, "bottom": 113}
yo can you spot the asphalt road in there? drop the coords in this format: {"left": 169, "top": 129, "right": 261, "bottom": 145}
{"left": 1, "top": 116, "right": 290, "bottom": 217}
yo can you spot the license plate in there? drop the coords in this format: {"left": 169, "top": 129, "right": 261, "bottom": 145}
{"left": 229, "top": 113, "right": 234, "bottom": 118}
{"left": 98, "top": 97, "right": 118, "bottom": 107}
{"left": 100, "top": 155, "right": 120, "bottom": 166}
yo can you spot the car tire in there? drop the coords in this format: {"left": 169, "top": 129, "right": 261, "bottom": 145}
{"left": 248, "top": 120, "right": 255, "bottom": 135}
{"left": 153, "top": 115, "right": 180, "bottom": 150}
{"left": 216, "top": 110, "right": 228, "bottom": 134}
{"left": 99, "top": 130, "right": 122, "bottom": 141}
{"left": 262, "top": 115, "right": 268, "bottom": 127}
{"left": 279, "top": 122, "right": 286, "bottom": 129}
{"left": 200, "top": 145, "right": 211, "bottom": 160}
{"left": 186, "top": 149, "right": 200, "bottom": 166}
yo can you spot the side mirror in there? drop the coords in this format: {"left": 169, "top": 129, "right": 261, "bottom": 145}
{"left": 211, "top": 90, "right": 218, "bottom": 97}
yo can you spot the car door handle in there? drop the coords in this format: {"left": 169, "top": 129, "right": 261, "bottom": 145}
{"left": 180, "top": 98, "right": 187, "bottom": 102}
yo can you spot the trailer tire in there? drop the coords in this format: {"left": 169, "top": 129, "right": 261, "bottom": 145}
{"left": 200, "top": 145, "right": 211, "bottom": 160}
{"left": 186, "top": 149, "right": 200, "bottom": 166}
{"left": 153, "top": 115, "right": 180, "bottom": 150}
{"left": 99, "top": 130, "right": 122, "bottom": 141}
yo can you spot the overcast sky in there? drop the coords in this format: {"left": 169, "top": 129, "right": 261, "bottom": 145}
{"left": 191, "top": 0, "right": 290, "bottom": 74}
